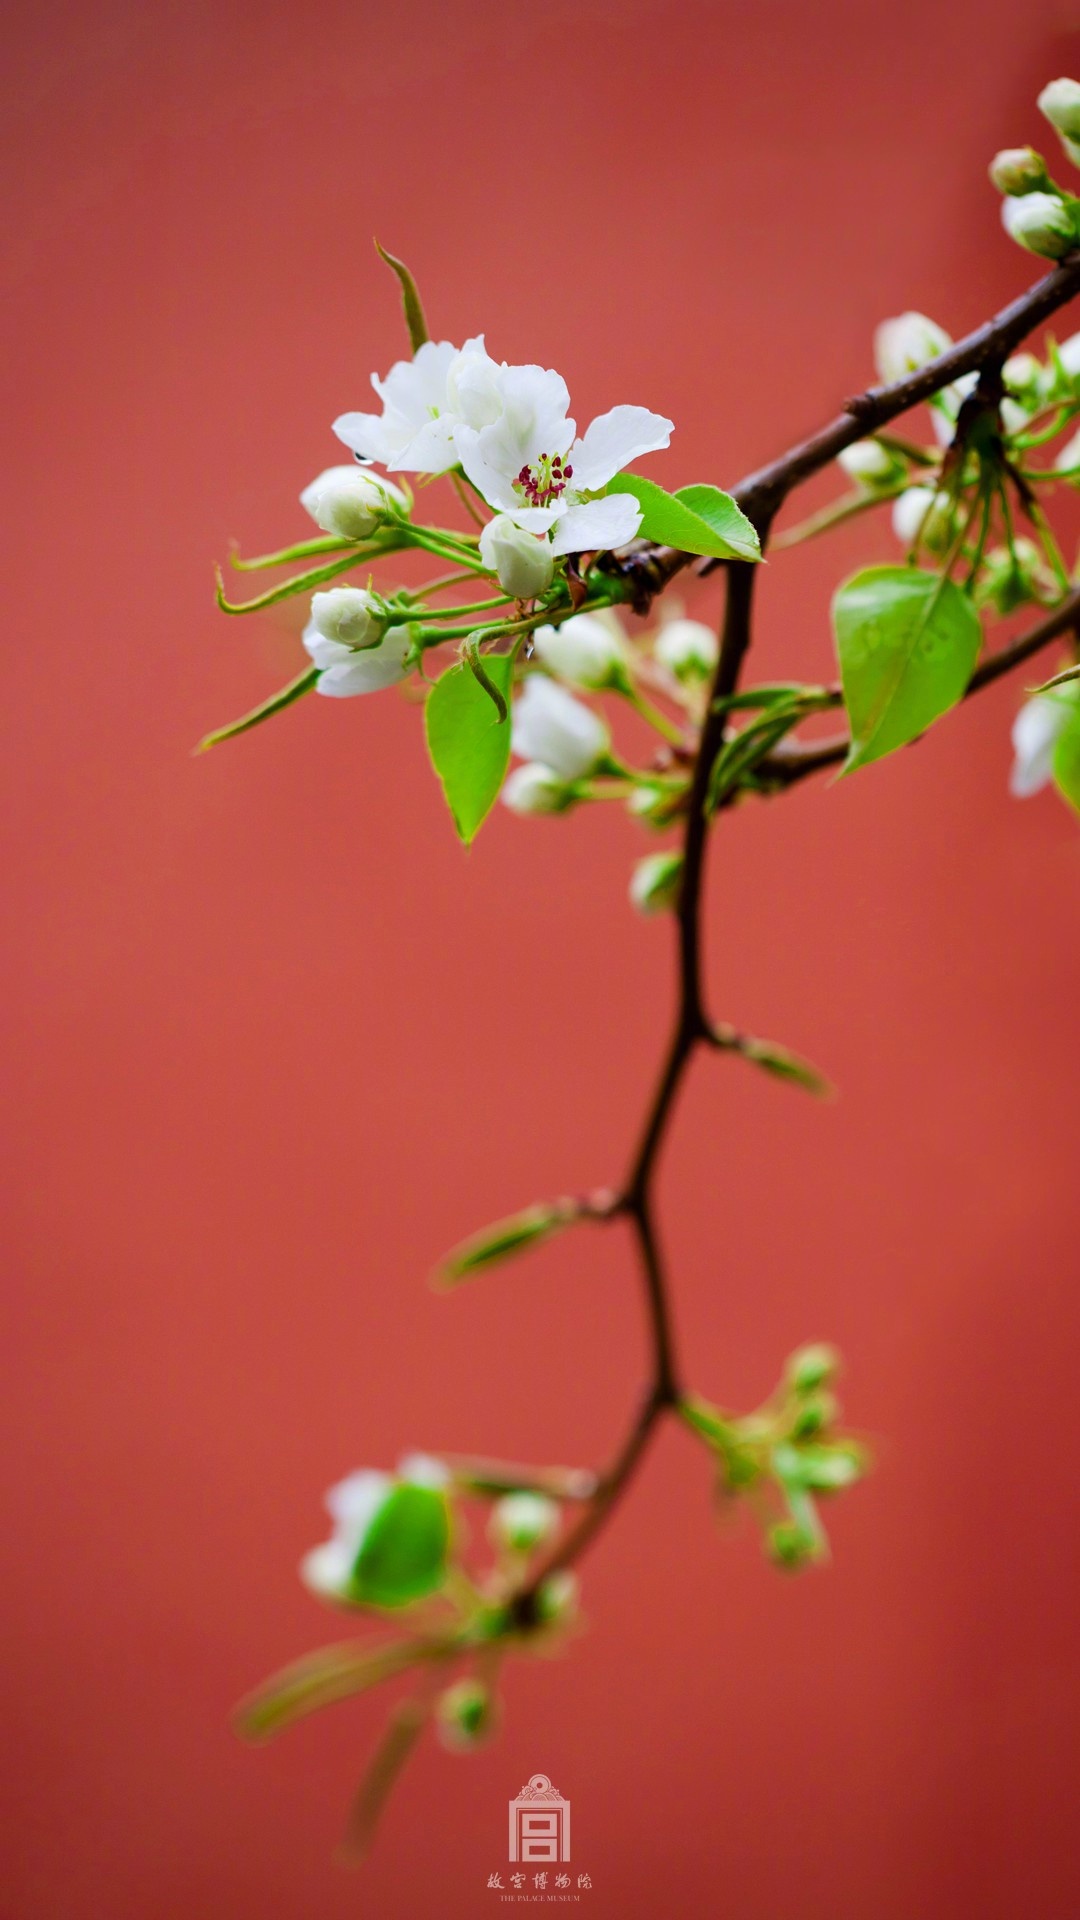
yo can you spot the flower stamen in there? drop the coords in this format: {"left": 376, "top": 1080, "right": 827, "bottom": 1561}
{"left": 515, "top": 452, "right": 574, "bottom": 509}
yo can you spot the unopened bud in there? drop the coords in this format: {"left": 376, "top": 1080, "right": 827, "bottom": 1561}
{"left": 1001, "top": 191, "right": 1075, "bottom": 260}
{"left": 786, "top": 1343, "right": 840, "bottom": 1395}
{"left": 767, "top": 1519, "right": 820, "bottom": 1570}
{"left": 836, "top": 438, "right": 905, "bottom": 492}
{"left": 653, "top": 617, "right": 719, "bottom": 680}
{"left": 988, "top": 146, "right": 1050, "bottom": 195}
{"left": 532, "top": 611, "right": 628, "bottom": 690}
{"left": 489, "top": 1491, "right": 560, "bottom": 1554}
{"left": 502, "top": 762, "right": 575, "bottom": 816}
{"left": 436, "top": 1678, "right": 495, "bottom": 1751}
{"left": 627, "top": 783, "right": 684, "bottom": 828}
{"left": 478, "top": 515, "right": 555, "bottom": 600}
{"left": 891, "top": 486, "right": 954, "bottom": 554}
{"left": 1056, "top": 424, "right": 1080, "bottom": 477}
{"left": 309, "top": 585, "right": 381, "bottom": 646}
{"left": 1038, "top": 76, "right": 1080, "bottom": 140}
{"left": 976, "top": 538, "right": 1047, "bottom": 614}
{"left": 629, "top": 850, "right": 684, "bottom": 914}
{"left": 790, "top": 1392, "right": 837, "bottom": 1439}
{"left": 300, "top": 465, "right": 407, "bottom": 541}
{"left": 873, "top": 311, "right": 951, "bottom": 384}
{"left": 535, "top": 1569, "right": 579, "bottom": 1626}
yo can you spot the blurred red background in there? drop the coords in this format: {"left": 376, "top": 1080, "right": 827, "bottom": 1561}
{"left": 4, "top": 2, "right": 1080, "bottom": 1914}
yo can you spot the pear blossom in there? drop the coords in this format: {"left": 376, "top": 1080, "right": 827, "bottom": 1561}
{"left": 1038, "top": 76, "right": 1080, "bottom": 139}
{"left": 300, "top": 465, "right": 407, "bottom": 541}
{"left": 891, "top": 485, "right": 953, "bottom": 552}
{"left": 630, "top": 850, "right": 684, "bottom": 914}
{"left": 332, "top": 336, "right": 499, "bottom": 474}
{"left": 837, "top": 439, "right": 903, "bottom": 491}
{"left": 653, "top": 617, "right": 718, "bottom": 679}
{"left": 1009, "top": 690, "right": 1076, "bottom": 796}
{"left": 489, "top": 1491, "right": 560, "bottom": 1553}
{"left": 532, "top": 611, "right": 627, "bottom": 689}
{"left": 510, "top": 673, "right": 609, "bottom": 779}
{"left": 455, "top": 363, "right": 672, "bottom": 556}
{"left": 873, "top": 312, "right": 952, "bottom": 383}
{"left": 477, "top": 514, "right": 554, "bottom": 599}
{"left": 501, "top": 762, "right": 574, "bottom": 815}
{"left": 301, "top": 1454, "right": 448, "bottom": 1600}
{"left": 303, "top": 618, "right": 412, "bottom": 697}
{"left": 1001, "top": 192, "right": 1074, "bottom": 259}
{"left": 309, "top": 585, "right": 381, "bottom": 646}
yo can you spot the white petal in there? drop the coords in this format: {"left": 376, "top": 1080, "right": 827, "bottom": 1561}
{"left": 455, "top": 424, "right": 520, "bottom": 512}
{"left": 325, "top": 1468, "right": 393, "bottom": 1527}
{"left": 390, "top": 414, "right": 459, "bottom": 474}
{"left": 549, "top": 493, "right": 642, "bottom": 556}
{"left": 511, "top": 674, "right": 608, "bottom": 780}
{"left": 332, "top": 411, "right": 398, "bottom": 463}
{"left": 299, "top": 1539, "right": 356, "bottom": 1599}
{"left": 505, "top": 504, "right": 561, "bottom": 533}
{"left": 313, "top": 626, "right": 412, "bottom": 698}
{"left": 397, "top": 1452, "right": 450, "bottom": 1489}
{"left": 372, "top": 339, "right": 458, "bottom": 423}
{"left": 1010, "top": 693, "right": 1071, "bottom": 795}
{"left": 569, "top": 405, "right": 674, "bottom": 491}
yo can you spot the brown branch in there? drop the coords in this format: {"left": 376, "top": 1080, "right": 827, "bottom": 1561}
{"left": 509, "top": 257, "right": 1080, "bottom": 1630}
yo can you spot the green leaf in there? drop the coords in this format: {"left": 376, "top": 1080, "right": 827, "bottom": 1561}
{"left": 674, "top": 484, "right": 761, "bottom": 561}
{"left": 437, "top": 1199, "right": 578, "bottom": 1286}
{"left": 235, "top": 1637, "right": 422, "bottom": 1742}
{"left": 197, "top": 666, "right": 318, "bottom": 752}
{"left": 737, "top": 1035, "right": 835, "bottom": 1100}
{"left": 1052, "top": 700, "right": 1080, "bottom": 813}
{"left": 607, "top": 474, "right": 761, "bottom": 562}
{"left": 424, "top": 653, "right": 513, "bottom": 843}
{"left": 833, "top": 565, "right": 982, "bottom": 772}
{"left": 374, "top": 240, "right": 430, "bottom": 351}
{"left": 353, "top": 1485, "right": 450, "bottom": 1608}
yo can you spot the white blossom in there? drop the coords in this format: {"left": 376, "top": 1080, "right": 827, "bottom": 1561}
{"left": 502, "top": 762, "right": 573, "bottom": 815}
{"left": 300, "top": 465, "right": 407, "bottom": 541}
{"left": 1038, "top": 77, "right": 1080, "bottom": 139}
{"left": 836, "top": 439, "right": 901, "bottom": 490}
{"left": 332, "top": 336, "right": 499, "bottom": 474}
{"left": 489, "top": 1491, "right": 560, "bottom": 1552}
{"left": 653, "top": 617, "right": 718, "bottom": 679}
{"left": 477, "top": 515, "right": 554, "bottom": 599}
{"left": 629, "top": 850, "right": 684, "bottom": 914}
{"left": 532, "top": 611, "right": 626, "bottom": 689}
{"left": 1001, "top": 192, "right": 1074, "bottom": 260}
{"left": 873, "top": 312, "right": 951, "bottom": 384}
{"left": 309, "top": 585, "right": 380, "bottom": 646}
{"left": 891, "top": 485, "right": 953, "bottom": 552}
{"left": 510, "top": 674, "right": 608, "bottom": 779}
{"left": 1009, "top": 691, "right": 1075, "bottom": 796}
{"left": 455, "top": 363, "right": 672, "bottom": 556}
{"left": 303, "top": 619, "right": 411, "bottom": 697}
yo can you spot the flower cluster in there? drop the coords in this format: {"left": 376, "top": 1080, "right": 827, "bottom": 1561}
{"left": 990, "top": 78, "right": 1080, "bottom": 260}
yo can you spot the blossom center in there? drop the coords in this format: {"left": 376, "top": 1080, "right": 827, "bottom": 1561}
{"left": 515, "top": 451, "right": 574, "bottom": 509}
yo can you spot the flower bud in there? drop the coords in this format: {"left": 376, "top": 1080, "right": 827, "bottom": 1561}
{"left": 310, "top": 585, "right": 381, "bottom": 647}
{"left": 790, "top": 1392, "right": 838, "bottom": 1439}
{"left": 629, "top": 850, "right": 684, "bottom": 914}
{"left": 534, "top": 1569, "right": 579, "bottom": 1626}
{"left": 873, "top": 312, "right": 951, "bottom": 384}
{"left": 1001, "top": 191, "right": 1075, "bottom": 260}
{"left": 300, "top": 465, "right": 407, "bottom": 541}
{"left": 489, "top": 1491, "right": 560, "bottom": 1554}
{"left": 767, "top": 1519, "right": 820, "bottom": 1570}
{"left": 436, "top": 1678, "right": 496, "bottom": 1752}
{"left": 653, "top": 617, "right": 719, "bottom": 680}
{"left": 303, "top": 622, "right": 412, "bottom": 697}
{"left": 532, "top": 611, "right": 627, "bottom": 690}
{"left": 627, "top": 783, "right": 684, "bottom": 828}
{"left": 501, "top": 762, "right": 575, "bottom": 816}
{"left": 1056, "top": 424, "right": 1080, "bottom": 477}
{"left": 478, "top": 514, "right": 555, "bottom": 600}
{"left": 988, "top": 146, "right": 1050, "bottom": 195}
{"left": 510, "top": 675, "right": 609, "bottom": 780}
{"left": 891, "top": 486, "right": 953, "bottom": 553}
{"left": 1038, "top": 76, "right": 1080, "bottom": 140}
{"left": 786, "top": 1343, "right": 839, "bottom": 1395}
{"left": 1057, "top": 332, "right": 1080, "bottom": 381}
{"left": 836, "top": 439, "right": 904, "bottom": 492}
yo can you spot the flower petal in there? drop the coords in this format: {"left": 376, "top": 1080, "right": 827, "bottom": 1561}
{"left": 332, "top": 411, "right": 396, "bottom": 464}
{"left": 569, "top": 405, "right": 674, "bottom": 491}
{"left": 549, "top": 493, "right": 642, "bottom": 556}
{"left": 455, "top": 423, "right": 521, "bottom": 513}
{"left": 311, "top": 626, "right": 412, "bottom": 697}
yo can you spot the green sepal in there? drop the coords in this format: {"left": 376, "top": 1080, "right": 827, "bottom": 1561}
{"left": 235, "top": 1636, "right": 424, "bottom": 1742}
{"left": 197, "top": 666, "right": 318, "bottom": 752}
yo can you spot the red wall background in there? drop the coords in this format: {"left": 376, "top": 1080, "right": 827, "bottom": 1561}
{"left": 4, "top": 3, "right": 1080, "bottom": 1914}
